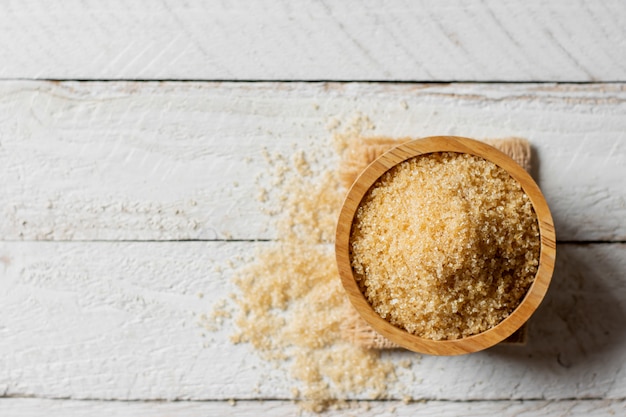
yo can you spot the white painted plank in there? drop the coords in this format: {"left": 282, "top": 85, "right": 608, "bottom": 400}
{"left": 0, "top": 242, "right": 624, "bottom": 400}
{"left": 0, "top": 0, "right": 625, "bottom": 81}
{"left": 1, "top": 81, "right": 625, "bottom": 241}
{"left": 0, "top": 398, "right": 623, "bottom": 417}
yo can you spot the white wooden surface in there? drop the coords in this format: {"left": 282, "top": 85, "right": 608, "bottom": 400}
{"left": 2, "top": 1, "right": 626, "bottom": 415}
{"left": 0, "top": 0, "right": 625, "bottom": 82}
{"left": 1, "top": 82, "right": 625, "bottom": 242}
{"left": 1, "top": 241, "right": 625, "bottom": 402}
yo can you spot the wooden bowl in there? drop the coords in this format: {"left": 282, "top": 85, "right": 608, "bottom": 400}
{"left": 335, "top": 136, "right": 556, "bottom": 355}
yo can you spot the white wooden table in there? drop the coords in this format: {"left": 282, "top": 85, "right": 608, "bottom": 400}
{"left": 1, "top": 1, "right": 625, "bottom": 415}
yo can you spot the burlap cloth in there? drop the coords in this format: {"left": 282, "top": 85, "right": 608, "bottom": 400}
{"left": 339, "top": 137, "right": 532, "bottom": 349}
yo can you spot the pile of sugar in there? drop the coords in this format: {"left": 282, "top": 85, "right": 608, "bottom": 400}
{"left": 350, "top": 152, "right": 541, "bottom": 340}
{"left": 230, "top": 117, "right": 399, "bottom": 412}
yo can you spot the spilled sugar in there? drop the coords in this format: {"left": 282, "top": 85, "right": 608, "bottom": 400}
{"left": 229, "top": 116, "right": 398, "bottom": 412}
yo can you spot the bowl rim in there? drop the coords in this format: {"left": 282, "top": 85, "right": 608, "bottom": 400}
{"left": 335, "top": 136, "right": 556, "bottom": 355}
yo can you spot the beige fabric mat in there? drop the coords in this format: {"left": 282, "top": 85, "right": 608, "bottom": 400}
{"left": 339, "top": 137, "right": 532, "bottom": 349}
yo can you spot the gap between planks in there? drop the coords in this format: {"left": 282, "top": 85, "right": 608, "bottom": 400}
{"left": 1, "top": 395, "right": 623, "bottom": 402}
{"left": 0, "top": 398, "right": 624, "bottom": 417}
{"left": 3, "top": 79, "right": 626, "bottom": 84}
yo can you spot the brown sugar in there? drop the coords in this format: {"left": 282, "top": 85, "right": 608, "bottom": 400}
{"left": 350, "top": 152, "right": 541, "bottom": 340}
{"left": 230, "top": 116, "right": 397, "bottom": 412}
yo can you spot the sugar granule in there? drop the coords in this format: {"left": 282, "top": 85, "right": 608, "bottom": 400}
{"left": 350, "top": 152, "right": 540, "bottom": 340}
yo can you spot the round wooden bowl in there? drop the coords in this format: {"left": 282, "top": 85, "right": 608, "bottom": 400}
{"left": 335, "top": 136, "right": 556, "bottom": 356}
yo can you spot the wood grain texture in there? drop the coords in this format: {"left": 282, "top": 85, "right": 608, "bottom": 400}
{"left": 0, "top": 398, "right": 623, "bottom": 417}
{"left": 0, "top": 0, "right": 625, "bottom": 82}
{"left": 1, "top": 242, "right": 624, "bottom": 401}
{"left": 0, "top": 81, "right": 625, "bottom": 242}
